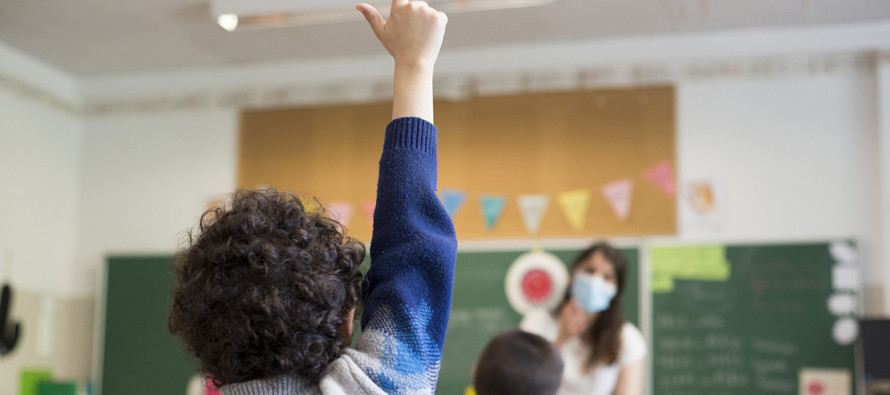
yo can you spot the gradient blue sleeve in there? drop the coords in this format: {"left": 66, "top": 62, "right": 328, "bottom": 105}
{"left": 353, "top": 117, "right": 457, "bottom": 394}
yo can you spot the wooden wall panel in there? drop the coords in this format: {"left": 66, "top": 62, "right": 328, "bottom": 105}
{"left": 239, "top": 86, "right": 676, "bottom": 241}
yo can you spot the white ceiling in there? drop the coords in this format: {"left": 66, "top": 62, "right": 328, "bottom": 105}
{"left": 1, "top": 0, "right": 890, "bottom": 77}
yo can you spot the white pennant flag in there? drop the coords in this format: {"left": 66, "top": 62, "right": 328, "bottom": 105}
{"left": 518, "top": 194, "right": 550, "bottom": 235}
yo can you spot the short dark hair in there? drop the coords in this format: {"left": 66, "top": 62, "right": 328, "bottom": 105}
{"left": 168, "top": 189, "right": 365, "bottom": 386}
{"left": 474, "top": 330, "right": 564, "bottom": 395}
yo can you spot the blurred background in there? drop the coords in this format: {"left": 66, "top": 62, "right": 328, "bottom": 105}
{"left": 1, "top": 0, "right": 889, "bottom": 394}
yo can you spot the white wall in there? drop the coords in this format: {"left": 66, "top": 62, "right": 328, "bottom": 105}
{"left": 0, "top": 43, "right": 90, "bottom": 391}
{"left": 74, "top": 108, "right": 237, "bottom": 393}
{"left": 677, "top": 73, "right": 884, "bottom": 312}
{"left": 0, "top": 72, "right": 82, "bottom": 297}
{"left": 75, "top": 110, "right": 239, "bottom": 294}
{"left": 72, "top": 70, "right": 887, "bottom": 313}
{"left": 878, "top": 53, "right": 890, "bottom": 313}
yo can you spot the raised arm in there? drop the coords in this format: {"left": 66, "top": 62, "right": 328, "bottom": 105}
{"left": 357, "top": 0, "right": 446, "bottom": 122}
{"left": 346, "top": 2, "right": 455, "bottom": 393}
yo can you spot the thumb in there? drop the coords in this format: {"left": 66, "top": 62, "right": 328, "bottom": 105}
{"left": 356, "top": 3, "right": 385, "bottom": 38}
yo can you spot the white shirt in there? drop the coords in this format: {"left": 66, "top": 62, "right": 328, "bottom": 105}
{"left": 520, "top": 309, "right": 647, "bottom": 395}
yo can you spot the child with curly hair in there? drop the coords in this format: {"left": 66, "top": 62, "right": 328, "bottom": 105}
{"left": 168, "top": 1, "right": 455, "bottom": 393}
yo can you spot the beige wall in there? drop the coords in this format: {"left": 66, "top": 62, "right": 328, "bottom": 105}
{"left": 0, "top": 288, "right": 94, "bottom": 393}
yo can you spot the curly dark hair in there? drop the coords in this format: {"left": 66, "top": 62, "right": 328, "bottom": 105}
{"left": 169, "top": 189, "right": 366, "bottom": 386}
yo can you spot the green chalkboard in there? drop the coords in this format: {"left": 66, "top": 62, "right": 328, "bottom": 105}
{"left": 651, "top": 242, "right": 858, "bottom": 395}
{"left": 437, "top": 247, "right": 641, "bottom": 395}
{"left": 101, "top": 257, "right": 197, "bottom": 395}
{"left": 101, "top": 248, "right": 640, "bottom": 395}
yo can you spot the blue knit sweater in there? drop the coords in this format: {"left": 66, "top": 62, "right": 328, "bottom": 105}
{"left": 222, "top": 117, "right": 457, "bottom": 395}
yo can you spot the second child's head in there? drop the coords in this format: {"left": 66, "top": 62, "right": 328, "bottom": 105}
{"left": 473, "top": 330, "right": 564, "bottom": 395}
{"left": 169, "top": 189, "right": 366, "bottom": 386}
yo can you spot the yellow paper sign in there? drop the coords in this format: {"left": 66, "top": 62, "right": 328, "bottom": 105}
{"left": 650, "top": 246, "right": 731, "bottom": 293}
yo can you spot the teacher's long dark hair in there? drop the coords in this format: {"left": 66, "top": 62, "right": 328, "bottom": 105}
{"left": 556, "top": 242, "right": 627, "bottom": 370}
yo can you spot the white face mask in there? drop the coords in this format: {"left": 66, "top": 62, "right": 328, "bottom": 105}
{"left": 570, "top": 272, "right": 617, "bottom": 313}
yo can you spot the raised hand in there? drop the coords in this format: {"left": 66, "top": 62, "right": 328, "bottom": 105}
{"left": 357, "top": 0, "right": 448, "bottom": 122}
{"left": 556, "top": 298, "right": 588, "bottom": 346}
{"left": 357, "top": 0, "right": 447, "bottom": 68}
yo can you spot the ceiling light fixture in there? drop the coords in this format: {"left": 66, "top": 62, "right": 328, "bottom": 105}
{"left": 210, "top": 0, "right": 555, "bottom": 31}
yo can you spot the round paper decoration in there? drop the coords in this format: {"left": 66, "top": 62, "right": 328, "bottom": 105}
{"left": 505, "top": 251, "right": 570, "bottom": 314}
{"left": 832, "top": 317, "right": 858, "bottom": 346}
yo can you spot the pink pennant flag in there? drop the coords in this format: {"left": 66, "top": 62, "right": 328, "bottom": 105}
{"left": 326, "top": 202, "right": 354, "bottom": 228}
{"left": 362, "top": 200, "right": 376, "bottom": 227}
{"left": 601, "top": 179, "right": 633, "bottom": 221}
{"left": 644, "top": 160, "right": 676, "bottom": 198}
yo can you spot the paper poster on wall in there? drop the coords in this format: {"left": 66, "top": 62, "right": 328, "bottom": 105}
{"left": 362, "top": 201, "right": 376, "bottom": 227}
{"left": 799, "top": 368, "right": 851, "bottom": 395}
{"left": 517, "top": 194, "right": 549, "bottom": 235}
{"left": 21, "top": 369, "right": 52, "bottom": 395}
{"left": 479, "top": 195, "right": 507, "bottom": 232}
{"left": 650, "top": 245, "right": 731, "bottom": 293}
{"left": 325, "top": 202, "right": 354, "bottom": 228}
{"left": 558, "top": 189, "right": 591, "bottom": 233}
{"left": 36, "top": 381, "right": 79, "bottom": 395}
{"left": 644, "top": 160, "right": 676, "bottom": 198}
{"left": 601, "top": 179, "right": 633, "bottom": 221}
{"left": 679, "top": 179, "right": 725, "bottom": 235}
{"left": 440, "top": 190, "right": 467, "bottom": 219}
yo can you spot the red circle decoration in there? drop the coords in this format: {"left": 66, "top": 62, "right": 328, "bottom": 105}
{"left": 808, "top": 381, "right": 825, "bottom": 395}
{"left": 505, "top": 251, "right": 569, "bottom": 314}
{"left": 521, "top": 269, "right": 553, "bottom": 304}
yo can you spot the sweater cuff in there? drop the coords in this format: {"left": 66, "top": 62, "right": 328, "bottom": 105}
{"left": 384, "top": 117, "right": 437, "bottom": 155}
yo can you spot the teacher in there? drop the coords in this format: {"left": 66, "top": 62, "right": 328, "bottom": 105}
{"left": 520, "top": 242, "right": 646, "bottom": 395}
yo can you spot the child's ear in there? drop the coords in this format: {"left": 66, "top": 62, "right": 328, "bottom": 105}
{"left": 338, "top": 308, "right": 356, "bottom": 348}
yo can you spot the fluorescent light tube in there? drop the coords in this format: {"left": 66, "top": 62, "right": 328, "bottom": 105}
{"left": 211, "top": 0, "right": 555, "bottom": 31}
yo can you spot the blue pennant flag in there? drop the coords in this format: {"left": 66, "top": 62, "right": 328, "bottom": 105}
{"left": 440, "top": 189, "right": 467, "bottom": 218}
{"left": 479, "top": 195, "right": 507, "bottom": 232}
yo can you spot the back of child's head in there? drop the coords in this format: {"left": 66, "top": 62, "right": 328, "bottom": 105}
{"left": 473, "top": 330, "right": 564, "bottom": 395}
{"left": 168, "top": 189, "right": 366, "bottom": 386}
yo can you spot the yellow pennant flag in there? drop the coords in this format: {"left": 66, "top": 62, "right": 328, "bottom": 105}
{"left": 302, "top": 197, "right": 323, "bottom": 214}
{"left": 558, "top": 189, "right": 591, "bottom": 233}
